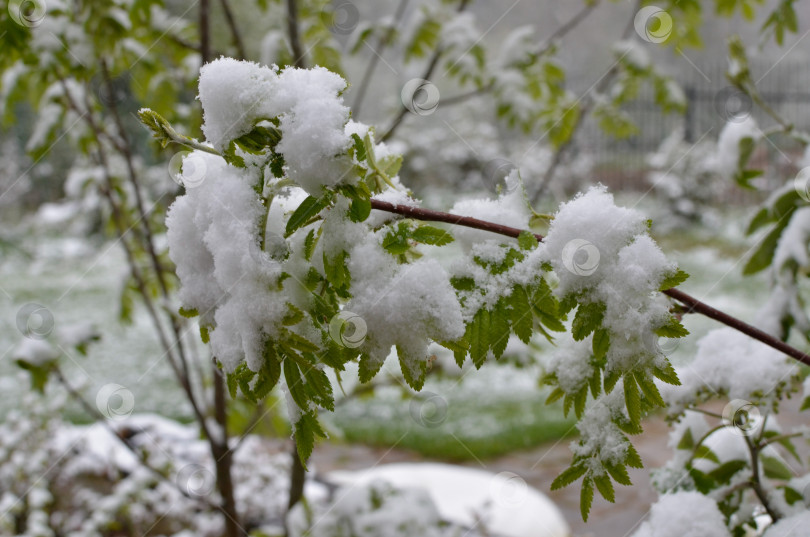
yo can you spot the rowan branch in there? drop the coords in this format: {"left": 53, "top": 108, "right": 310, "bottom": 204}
{"left": 369, "top": 198, "right": 810, "bottom": 367}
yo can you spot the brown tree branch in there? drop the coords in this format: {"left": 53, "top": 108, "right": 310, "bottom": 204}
{"left": 219, "top": 0, "right": 248, "bottom": 60}
{"left": 286, "top": 0, "right": 306, "bottom": 68}
{"left": 368, "top": 198, "right": 810, "bottom": 367}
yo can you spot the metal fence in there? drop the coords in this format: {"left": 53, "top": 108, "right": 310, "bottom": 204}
{"left": 578, "top": 59, "right": 810, "bottom": 201}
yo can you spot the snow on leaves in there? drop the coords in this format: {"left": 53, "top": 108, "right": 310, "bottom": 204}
{"left": 144, "top": 59, "right": 691, "bottom": 517}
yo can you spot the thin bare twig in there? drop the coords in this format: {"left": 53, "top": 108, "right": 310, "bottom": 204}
{"left": 352, "top": 0, "right": 411, "bottom": 118}
{"left": 52, "top": 365, "right": 220, "bottom": 510}
{"left": 380, "top": 0, "right": 472, "bottom": 142}
{"left": 219, "top": 0, "right": 248, "bottom": 60}
{"left": 286, "top": 0, "right": 306, "bottom": 68}
{"left": 532, "top": 0, "right": 640, "bottom": 204}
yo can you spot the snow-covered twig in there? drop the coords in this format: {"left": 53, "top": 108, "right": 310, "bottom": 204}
{"left": 369, "top": 198, "right": 810, "bottom": 366}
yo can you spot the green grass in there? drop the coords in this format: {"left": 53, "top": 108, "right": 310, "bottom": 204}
{"left": 326, "top": 370, "right": 576, "bottom": 461}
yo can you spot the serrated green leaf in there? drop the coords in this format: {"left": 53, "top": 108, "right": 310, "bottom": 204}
{"left": 550, "top": 464, "right": 587, "bottom": 490}
{"left": 588, "top": 368, "right": 602, "bottom": 398}
{"left": 652, "top": 358, "right": 681, "bottom": 386}
{"left": 439, "top": 339, "right": 468, "bottom": 368}
{"left": 604, "top": 368, "right": 621, "bottom": 394}
{"left": 301, "top": 362, "right": 335, "bottom": 411}
{"left": 635, "top": 373, "right": 665, "bottom": 407}
{"left": 286, "top": 195, "right": 330, "bottom": 237}
{"left": 594, "top": 474, "right": 615, "bottom": 503}
{"left": 283, "top": 358, "right": 309, "bottom": 409}
{"left": 655, "top": 317, "right": 689, "bottom": 338}
{"left": 397, "top": 345, "right": 427, "bottom": 390}
{"left": 491, "top": 298, "right": 510, "bottom": 359}
{"left": 358, "top": 354, "right": 384, "bottom": 383}
{"left": 572, "top": 302, "right": 605, "bottom": 341}
{"left": 624, "top": 375, "right": 641, "bottom": 426}
{"left": 304, "top": 229, "right": 318, "bottom": 262}
{"left": 451, "top": 276, "right": 476, "bottom": 291}
{"left": 625, "top": 442, "right": 643, "bottom": 468}
{"left": 517, "top": 230, "right": 539, "bottom": 251}
{"left": 592, "top": 329, "right": 610, "bottom": 362}
{"left": 546, "top": 387, "right": 565, "bottom": 405}
{"left": 411, "top": 225, "right": 454, "bottom": 246}
{"left": 294, "top": 412, "right": 327, "bottom": 469}
{"left": 468, "top": 308, "right": 491, "bottom": 368}
{"left": 200, "top": 325, "right": 210, "bottom": 344}
{"left": 323, "top": 250, "right": 350, "bottom": 290}
{"left": 574, "top": 385, "right": 588, "bottom": 419}
{"left": 605, "top": 462, "right": 632, "bottom": 486}
{"left": 283, "top": 303, "right": 305, "bottom": 326}
{"left": 382, "top": 222, "right": 411, "bottom": 255}
{"left": 581, "top": 477, "right": 594, "bottom": 522}
{"left": 351, "top": 133, "right": 366, "bottom": 162}
{"left": 509, "top": 286, "right": 534, "bottom": 344}
{"left": 659, "top": 269, "right": 689, "bottom": 291}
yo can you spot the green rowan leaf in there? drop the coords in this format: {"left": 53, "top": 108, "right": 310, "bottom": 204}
{"left": 491, "top": 298, "right": 510, "bottom": 359}
{"left": 624, "top": 375, "right": 641, "bottom": 426}
{"left": 605, "top": 462, "right": 632, "bottom": 486}
{"left": 411, "top": 225, "right": 454, "bottom": 246}
{"left": 550, "top": 464, "right": 587, "bottom": 490}
{"left": 655, "top": 317, "right": 689, "bottom": 338}
{"left": 581, "top": 477, "right": 594, "bottom": 522}
{"left": 509, "top": 286, "right": 534, "bottom": 343}
{"left": 652, "top": 358, "right": 681, "bottom": 386}
{"left": 572, "top": 302, "right": 605, "bottom": 341}
{"left": 349, "top": 196, "right": 372, "bottom": 222}
{"left": 625, "top": 442, "right": 643, "bottom": 468}
{"left": 594, "top": 474, "right": 615, "bottom": 503}
{"left": 659, "top": 269, "right": 689, "bottom": 291}
{"left": 468, "top": 308, "right": 491, "bottom": 368}
{"left": 517, "top": 230, "right": 539, "bottom": 251}
{"left": 286, "top": 195, "right": 331, "bottom": 237}
{"left": 294, "top": 412, "right": 327, "bottom": 469}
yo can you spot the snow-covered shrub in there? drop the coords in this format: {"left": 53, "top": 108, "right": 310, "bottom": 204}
{"left": 140, "top": 58, "right": 694, "bottom": 524}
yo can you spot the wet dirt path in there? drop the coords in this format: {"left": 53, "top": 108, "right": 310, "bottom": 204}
{"left": 311, "top": 416, "right": 672, "bottom": 536}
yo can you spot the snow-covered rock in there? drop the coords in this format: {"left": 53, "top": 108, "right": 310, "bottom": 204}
{"left": 326, "top": 463, "right": 571, "bottom": 537}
